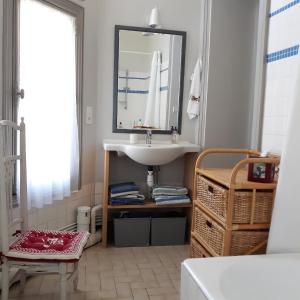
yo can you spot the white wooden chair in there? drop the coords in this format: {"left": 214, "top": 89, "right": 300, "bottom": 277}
{"left": 0, "top": 119, "right": 89, "bottom": 300}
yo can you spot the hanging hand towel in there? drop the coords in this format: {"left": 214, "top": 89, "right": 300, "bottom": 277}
{"left": 187, "top": 58, "right": 202, "bottom": 120}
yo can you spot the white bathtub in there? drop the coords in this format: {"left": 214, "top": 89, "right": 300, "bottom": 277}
{"left": 181, "top": 254, "right": 300, "bottom": 300}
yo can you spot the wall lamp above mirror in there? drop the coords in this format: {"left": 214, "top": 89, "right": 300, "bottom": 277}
{"left": 113, "top": 25, "right": 186, "bottom": 134}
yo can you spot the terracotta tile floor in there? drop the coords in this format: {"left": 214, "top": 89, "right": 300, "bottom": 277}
{"left": 8, "top": 244, "right": 189, "bottom": 299}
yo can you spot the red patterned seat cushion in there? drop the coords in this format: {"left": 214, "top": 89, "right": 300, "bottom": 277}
{"left": 6, "top": 230, "right": 89, "bottom": 261}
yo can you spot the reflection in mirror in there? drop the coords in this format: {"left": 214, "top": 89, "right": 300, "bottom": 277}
{"left": 113, "top": 26, "right": 186, "bottom": 133}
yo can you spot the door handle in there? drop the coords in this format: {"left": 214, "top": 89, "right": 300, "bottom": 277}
{"left": 16, "top": 88, "right": 25, "bottom": 99}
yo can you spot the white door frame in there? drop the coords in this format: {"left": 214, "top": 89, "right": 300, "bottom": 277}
{"left": 196, "top": 0, "right": 212, "bottom": 147}
{"left": 196, "top": 0, "right": 271, "bottom": 149}
{"left": 250, "top": 0, "right": 271, "bottom": 150}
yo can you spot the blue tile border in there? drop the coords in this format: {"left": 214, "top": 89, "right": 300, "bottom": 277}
{"left": 118, "top": 86, "right": 168, "bottom": 94}
{"left": 266, "top": 45, "right": 299, "bottom": 63}
{"left": 269, "top": 0, "right": 300, "bottom": 17}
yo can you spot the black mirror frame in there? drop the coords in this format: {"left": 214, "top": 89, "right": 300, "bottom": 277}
{"left": 112, "top": 25, "right": 186, "bottom": 134}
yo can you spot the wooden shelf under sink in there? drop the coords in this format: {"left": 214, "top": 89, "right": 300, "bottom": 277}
{"left": 108, "top": 199, "right": 192, "bottom": 209}
{"left": 101, "top": 151, "right": 198, "bottom": 247}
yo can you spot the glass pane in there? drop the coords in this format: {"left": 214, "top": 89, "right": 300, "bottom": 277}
{"left": 18, "top": 0, "right": 79, "bottom": 208}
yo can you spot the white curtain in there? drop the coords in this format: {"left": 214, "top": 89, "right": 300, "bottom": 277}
{"left": 18, "top": 0, "right": 79, "bottom": 209}
{"left": 144, "top": 51, "right": 162, "bottom": 128}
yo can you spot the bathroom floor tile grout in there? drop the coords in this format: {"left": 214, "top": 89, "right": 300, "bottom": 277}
{"left": 7, "top": 244, "right": 188, "bottom": 300}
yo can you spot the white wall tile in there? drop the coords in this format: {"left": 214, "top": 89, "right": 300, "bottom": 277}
{"left": 270, "top": 0, "right": 290, "bottom": 12}
{"left": 262, "top": 1, "right": 300, "bottom": 154}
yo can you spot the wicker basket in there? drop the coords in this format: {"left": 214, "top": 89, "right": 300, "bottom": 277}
{"left": 193, "top": 206, "right": 268, "bottom": 256}
{"left": 190, "top": 237, "right": 211, "bottom": 258}
{"left": 196, "top": 175, "right": 274, "bottom": 225}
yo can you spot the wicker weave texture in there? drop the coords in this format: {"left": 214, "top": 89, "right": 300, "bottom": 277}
{"left": 196, "top": 175, "right": 274, "bottom": 224}
{"left": 233, "top": 191, "right": 273, "bottom": 224}
{"left": 196, "top": 175, "right": 228, "bottom": 220}
{"left": 194, "top": 206, "right": 269, "bottom": 256}
{"left": 194, "top": 206, "right": 224, "bottom": 255}
{"left": 230, "top": 231, "right": 268, "bottom": 255}
{"left": 190, "top": 237, "right": 210, "bottom": 258}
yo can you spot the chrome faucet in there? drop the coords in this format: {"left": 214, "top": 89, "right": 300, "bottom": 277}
{"left": 146, "top": 129, "right": 152, "bottom": 145}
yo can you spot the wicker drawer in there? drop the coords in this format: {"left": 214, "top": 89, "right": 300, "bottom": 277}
{"left": 193, "top": 206, "right": 268, "bottom": 256}
{"left": 196, "top": 175, "right": 274, "bottom": 225}
{"left": 190, "top": 237, "right": 211, "bottom": 258}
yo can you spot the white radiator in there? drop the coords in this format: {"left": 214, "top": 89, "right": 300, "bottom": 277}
{"left": 59, "top": 223, "right": 77, "bottom": 232}
{"left": 59, "top": 205, "right": 102, "bottom": 248}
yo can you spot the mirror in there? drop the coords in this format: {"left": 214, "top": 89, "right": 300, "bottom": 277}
{"left": 113, "top": 25, "right": 186, "bottom": 134}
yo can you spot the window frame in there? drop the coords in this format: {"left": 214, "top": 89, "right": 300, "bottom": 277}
{"left": 2, "top": 0, "right": 84, "bottom": 192}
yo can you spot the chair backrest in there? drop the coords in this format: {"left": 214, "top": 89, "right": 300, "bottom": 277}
{"left": 0, "top": 118, "right": 28, "bottom": 254}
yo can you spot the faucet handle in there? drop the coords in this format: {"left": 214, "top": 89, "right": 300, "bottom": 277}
{"left": 146, "top": 129, "right": 152, "bottom": 144}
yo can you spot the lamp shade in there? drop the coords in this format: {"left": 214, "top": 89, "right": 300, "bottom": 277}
{"left": 149, "top": 6, "right": 160, "bottom": 28}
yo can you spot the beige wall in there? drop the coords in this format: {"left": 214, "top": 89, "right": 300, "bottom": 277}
{"left": 204, "top": 0, "right": 259, "bottom": 150}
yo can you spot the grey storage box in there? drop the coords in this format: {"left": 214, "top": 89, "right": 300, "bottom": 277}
{"left": 151, "top": 217, "right": 186, "bottom": 246}
{"left": 114, "top": 217, "right": 151, "bottom": 247}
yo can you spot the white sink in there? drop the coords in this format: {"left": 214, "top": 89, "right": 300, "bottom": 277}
{"left": 103, "top": 139, "right": 200, "bottom": 165}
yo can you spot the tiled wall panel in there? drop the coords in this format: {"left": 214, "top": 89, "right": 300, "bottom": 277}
{"left": 262, "top": 0, "right": 300, "bottom": 154}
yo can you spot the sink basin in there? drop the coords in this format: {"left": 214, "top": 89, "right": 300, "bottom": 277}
{"left": 123, "top": 143, "right": 183, "bottom": 165}
{"left": 103, "top": 140, "right": 200, "bottom": 165}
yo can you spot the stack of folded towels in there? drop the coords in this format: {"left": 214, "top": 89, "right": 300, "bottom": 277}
{"left": 152, "top": 186, "right": 191, "bottom": 205}
{"left": 109, "top": 182, "right": 145, "bottom": 205}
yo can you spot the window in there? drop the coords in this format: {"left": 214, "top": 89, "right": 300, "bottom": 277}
{"left": 3, "top": 0, "right": 84, "bottom": 208}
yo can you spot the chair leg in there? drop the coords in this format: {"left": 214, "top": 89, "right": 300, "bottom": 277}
{"left": 1, "top": 259, "right": 9, "bottom": 300}
{"left": 73, "top": 262, "right": 79, "bottom": 291}
{"left": 59, "top": 263, "right": 67, "bottom": 300}
{"left": 19, "top": 270, "right": 26, "bottom": 293}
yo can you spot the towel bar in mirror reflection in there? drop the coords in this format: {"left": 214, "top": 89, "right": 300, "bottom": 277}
{"left": 113, "top": 25, "right": 186, "bottom": 134}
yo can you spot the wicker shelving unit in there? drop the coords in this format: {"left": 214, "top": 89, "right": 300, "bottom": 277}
{"left": 191, "top": 148, "right": 280, "bottom": 257}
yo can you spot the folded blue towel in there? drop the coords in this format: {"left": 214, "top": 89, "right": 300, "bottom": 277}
{"left": 111, "top": 191, "right": 139, "bottom": 198}
{"left": 110, "top": 199, "right": 145, "bottom": 206}
{"left": 154, "top": 195, "right": 190, "bottom": 203}
{"left": 115, "top": 194, "right": 143, "bottom": 199}
{"left": 109, "top": 194, "right": 145, "bottom": 206}
{"left": 109, "top": 182, "right": 139, "bottom": 197}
